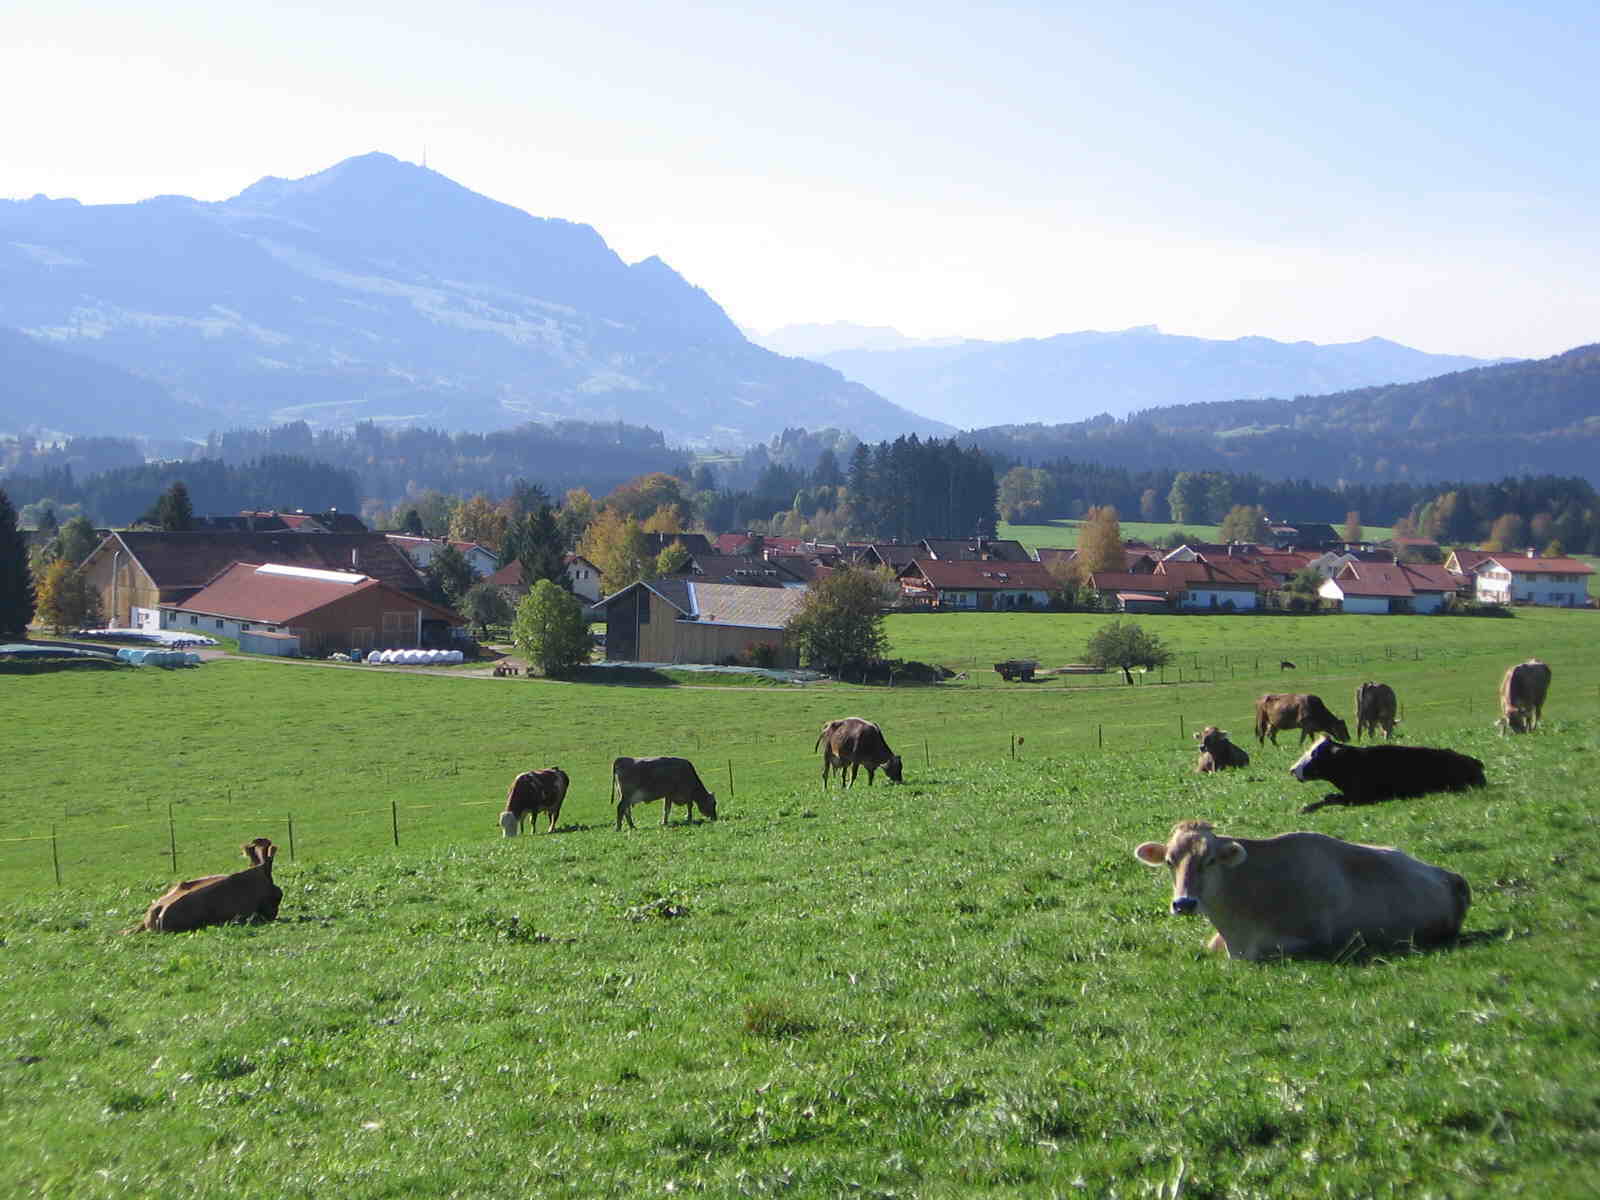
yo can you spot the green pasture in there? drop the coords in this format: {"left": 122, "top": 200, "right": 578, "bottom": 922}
{"left": 2, "top": 609, "right": 1598, "bottom": 1196}
{"left": 998, "top": 518, "right": 1398, "bottom": 553}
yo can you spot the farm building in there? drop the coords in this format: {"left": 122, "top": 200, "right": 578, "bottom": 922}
{"left": 384, "top": 535, "right": 499, "bottom": 577}
{"left": 79, "top": 531, "right": 427, "bottom": 631}
{"left": 600, "top": 579, "right": 807, "bottom": 666}
{"left": 159, "top": 562, "right": 464, "bottom": 655}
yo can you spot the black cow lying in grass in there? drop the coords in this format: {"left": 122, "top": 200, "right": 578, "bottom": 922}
{"left": 1290, "top": 736, "right": 1486, "bottom": 814}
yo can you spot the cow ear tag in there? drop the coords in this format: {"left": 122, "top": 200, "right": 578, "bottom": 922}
{"left": 1218, "top": 842, "right": 1248, "bottom": 868}
{"left": 1134, "top": 842, "right": 1167, "bottom": 866}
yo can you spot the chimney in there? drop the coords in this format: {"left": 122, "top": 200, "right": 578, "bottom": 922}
{"left": 352, "top": 548, "right": 360, "bottom": 571}
{"left": 1526, "top": 548, "right": 1535, "bottom": 558}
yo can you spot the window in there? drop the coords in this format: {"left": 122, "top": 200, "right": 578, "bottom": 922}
{"left": 189, "top": 615, "right": 198, "bottom": 625}
{"left": 215, "top": 619, "right": 224, "bottom": 629}
{"left": 239, "top": 623, "right": 251, "bottom": 632}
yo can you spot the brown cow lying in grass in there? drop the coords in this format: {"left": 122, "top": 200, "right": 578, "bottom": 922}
{"left": 125, "top": 837, "right": 282, "bottom": 933}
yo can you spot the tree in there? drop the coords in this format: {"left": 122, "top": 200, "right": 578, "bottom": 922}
{"left": 1139, "top": 488, "right": 1162, "bottom": 522}
{"left": 1486, "top": 513, "right": 1528, "bottom": 553}
{"left": 148, "top": 481, "right": 194, "bottom": 531}
{"left": 0, "top": 488, "right": 37, "bottom": 636}
{"left": 399, "top": 508, "right": 425, "bottom": 536}
{"left": 641, "top": 504, "right": 683, "bottom": 535}
{"left": 1342, "top": 510, "right": 1363, "bottom": 544}
{"left": 503, "top": 504, "right": 567, "bottom": 590}
{"left": 654, "top": 542, "right": 691, "bottom": 576}
{"left": 605, "top": 473, "right": 688, "bottom": 524}
{"left": 1218, "top": 504, "right": 1269, "bottom": 544}
{"left": 1166, "top": 473, "right": 1208, "bottom": 525}
{"left": 411, "top": 490, "right": 456, "bottom": 538}
{"left": 1083, "top": 619, "right": 1173, "bottom": 685}
{"left": 785, "top": 566, "right": 889, "bottom": 677}
{"left": 579, "top": 509, "right": 650, "bottom": 594}
{"left": 35, "top": 559, "right": 103, "bottom": 633}
{"left": 424, "top": 543, "right": 478, "bottom": 609}
{"left": 1074, "top": 505, "right": 1125, "bottom": 579}
{"left": 997, "top": 466, "right": 1049, "bottom": 523}
{"left": 449, "top": 494, "right": 507, "bottom": 550}
{"left": 54, "top": 515, "right": 101, "bottom": 567}
{"left": 462, "top": 580, "right": 513, "bottom": 639}
{"left": 512, "top": 579, "right": 591, "bottom": 676}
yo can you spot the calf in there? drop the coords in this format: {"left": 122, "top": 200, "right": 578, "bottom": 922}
{"left": 1498, "top": 659, "right": 1552, "bottom": 734}
{"left": 815, "top": 717, "right": 904, "bottom": 788}
{"left": 612, "top": 756, "right": 718, "bottom": 830}
{"left": 128, "top": 838, "right": 283, "bottom": 933}
{"left": 1255, "top": 693, "right": 1350, "bottom": 746}
{"left": 1134, "top": 819, "right": 1470, "bottom": 961}
{"left": 1194, "top": 725, "right": 1249, "bottom": 772}
{"left": 1353, "top": 681, "right": 1399, "bottom": 740}
{"left": 1289, "top": 735, "right": 1485, "bottom": 813}
{"left": 500, "top": 767, "right": 570, "bottom": 836}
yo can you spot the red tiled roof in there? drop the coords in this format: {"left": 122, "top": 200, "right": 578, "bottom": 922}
{"left": 1399, "top": 563, "right": 1459, "bottom": 591}
{"left": 1479, "top": 554, "right": 1594, "bottom": 576}
{"left": 905, "top": 559, "right": 1056, "bottom": 590}
{"left": 169, "top": 562, "right": 459, "bottom": 624}
{"left": 1157, "top": 560, "right": 1273, "bottom": 589}
{"left": 1330, "top": 562, "right": 1414, "bottom": 597}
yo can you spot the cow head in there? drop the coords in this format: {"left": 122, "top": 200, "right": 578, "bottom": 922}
{"left": 499, "top": 810, "right": 520, "bottom": 837}
{"left": 1134, "top": 821, "right": 1247, "bottom": 916}
{"left": 884, "top": 754, "right": 904, "bottom": 783}
{"left": 1195, "top": 726, "right": 1231, "bottom": 751}
{"left": 697, "top": 792, "right": 718, "bottom": 821}
{"left": 1289, "top": 735, "right": 1338, "bottom": 783}
{"left": 1498, "top": 709, "right": 1530, "bottom": 735}
{"left": 1326, "top": 715, "right": 1352, "bottom": 742}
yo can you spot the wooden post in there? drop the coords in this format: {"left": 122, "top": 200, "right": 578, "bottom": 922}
{"left": 924, "top": 737, "right": 930, "bottom": 767}
{"left": 51, "top": 825, "right": 61, "bottom": 887}
{"left": 1098, "top": 724, "right": 1104, "bottom": 750}
{"left": 287, "top": 814, "right": 296, "bottom": 862}
{"left": 391, "top": 800, "right": 399, "bottom": 847}
{"left": 1179, "top": 715, "right": 1184, "bottom": 738}
{"left": 727, "top": 760, "right": 735, "bottom": 800}
{"left": 168, "top": 802, "right": 177, "bottom": 872}
{"left": 1010, "top": 734, "right": 1016, "bottom": 760}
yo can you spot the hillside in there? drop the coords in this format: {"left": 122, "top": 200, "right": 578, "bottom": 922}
{"left": 966, "top": 343, "right": 1600, "bottom": 486}
{"left": 819, "top": 325, "right": 1503, "bottom": 427}
{"left": 0, "top": 154, "right": 948, "bottom": 447}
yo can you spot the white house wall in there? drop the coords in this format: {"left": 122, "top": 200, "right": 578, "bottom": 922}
{"left": 1180, "top": 587, "right": 1258, "bottom": 610}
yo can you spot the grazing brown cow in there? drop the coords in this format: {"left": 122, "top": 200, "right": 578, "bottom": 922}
{"left": 1498, "top": 659, "right": 1552, "bottom": 734}
{"left": 1352, "top": 681, "right": 1399, "bottom": 740}
{"left": 1255, "top": 693, "right": 1350, "bottom": 746}
{"left": 815, "top": 717, "right": 904, "bottom": 788}
{"left": 1290, "top": 735, "right": 1486, "bottom": 813}
{"left": 612, "top": 756, "right": 718, "bottom": 830}
{"left": 1134, "top": 820, "right": 1470, "bottom": 961}
{"left": 127, "top": 838, "right": 282, "bottom": 933}
{"left": 500, "top": 767, "right": 570, "bottom": 836}
{"left": 1194, "top": 726, "right": 1249, "bottom": 772}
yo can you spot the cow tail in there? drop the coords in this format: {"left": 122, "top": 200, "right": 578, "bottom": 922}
{"left": 1451, "top": 873, "right": 1472, "bottom": 931}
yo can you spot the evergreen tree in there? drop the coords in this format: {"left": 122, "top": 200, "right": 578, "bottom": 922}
{"left": 503, "top": 504, "right": 567, "bottom": 590}
{"left": 148, "top": 481, "right": 194, "bottom": 531}
{"left": 0, "top": 489, "right": 37, "bottom": 636}
{"left": 425, "top": 543, "right": 478, "bottom": 610}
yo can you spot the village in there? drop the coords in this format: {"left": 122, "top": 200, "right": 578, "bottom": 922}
{"left": 65, "top": 510, "right": 1595, "bottom": 668}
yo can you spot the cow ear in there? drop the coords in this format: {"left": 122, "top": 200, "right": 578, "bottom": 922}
{"left": 1193, "top": 730, "right": 1203, "bottom": 741}
{"left": 1134, "top": 842, "right": 1167, "bottom": 866}
{"left": 1217, "top": 841, "right": 1248, "bottom": 868}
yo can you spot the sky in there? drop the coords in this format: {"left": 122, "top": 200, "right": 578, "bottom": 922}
{"left": 4, "top": 0, "right": 1597, "bottom": 359}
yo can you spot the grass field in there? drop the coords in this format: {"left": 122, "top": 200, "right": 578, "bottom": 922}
{"left": 3, "top": 609, "right": 1598, "bottom": 1196}
{"left": 999, "top": 519, "right": 1400, "bottom": 554}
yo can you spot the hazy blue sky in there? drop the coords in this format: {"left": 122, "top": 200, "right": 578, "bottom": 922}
{"left": 5, "top": 1, "right": 1595, "bottom": 358}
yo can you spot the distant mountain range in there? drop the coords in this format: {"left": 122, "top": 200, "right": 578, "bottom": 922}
{"left": 0, "top": 153, "right": 948, "bottom": 446}
{"left": 799, "top": 324, "right": 1507, "bottom": 427}
{"left": 750, "top": 322, "right": 966, "bottom": 358}
{"left": 963, "top": 343, "right": 1600, "bottom": 486}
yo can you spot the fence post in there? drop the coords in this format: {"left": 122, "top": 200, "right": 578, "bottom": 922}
{"left": 1010, "top": 734, "right": 1016, "bottom": 760}
{"left": 391, "top": 800, "right": 399, "bottom": 848}
{"left": 287, "top": 814, "right": 296, "bottom": 862}
{"left": 1179, "top": 715, "right": 1184, "bottom": 739}
{"left": 727, "top": 760, "right": 735, "bottom": 800}
{"left": 51, "top": 825, "right": 61, "bottom": 887}
{"left": 1098, "top": 724, "right": 1104, "bottom": 750}
{"left": 168, "top": 802, "right": 177, "bottom": 872}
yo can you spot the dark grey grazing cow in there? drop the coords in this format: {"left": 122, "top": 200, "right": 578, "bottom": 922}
{"left": 815, "top": 717, "right": 903, "bottom": 788}
{"left": 1498, "top": 659, "right": 1552, "bottom": 734}
{"left": 1194, "top": 725, "right": 1249, "bottom": 773}
{"left": 612, "top": 756, "right": 718, "bottom": 830}
{"left": 1289, "top": 736, "right": 1486, "bottom": 813}
{"left": 1255, "top": 693, "right": 1350, "bottom": 746}
{"left": 500, "top": 767, "right": 570, "bottom": 836}
{"left": 1134, "top": 820, "right": 1471, "bottom": 961}
{"left": 1353, "top": 682, "right": 1399, "bottom": 740}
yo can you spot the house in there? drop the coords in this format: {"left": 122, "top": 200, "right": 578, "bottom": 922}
{"left": 1317, "top": 561, "right": 1456, "bottom": 614}
{"left": 1037, "top": 546, "right": 1157, "bottom": 573}
{"left": 1471, "top": 551, "right": 1594, "bottom": 607}
{"left": 896, "top": 559, "right": 1055, "bottom": 610}
{"left": 1266, "top": 521, "right": 1341, "bottom": 549}
{"left": 1086, "top": 558, "right": 1273, "bottom": 611}
{"left": 919, "top": 537, "right": 1032, "bottom": 562}
{"left": 384, "top": 535, "right": 499, "bottom": 578}
{"left": 678, "top": 554, "right": 809, "bottom": 588}
{"left": 640, "top": 531, "right": 716, "bottom": 559}
{"left": 857, "top": 543, "right": 922, "bottom": 571}
{"left": 600, "top": 579, "right": 808, "bottom": 665}
{"left": 79, "top": 531, "right": 427, "bottom": 631}
{"left": 1443, "top": 548, "right": 1497, "bottom": 579}
{"left": 241, "top": 509, "right": 369, "bottom": 533}
{"left": 158, "top": 561, "right": 464, "bottom": 655}
{"left": 483, "top": 553, "right": 605, "bottom": 608}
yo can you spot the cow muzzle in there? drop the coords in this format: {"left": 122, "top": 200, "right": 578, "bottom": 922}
{"left": 1171, "top": 896, "right": 1199, "bottom": 916}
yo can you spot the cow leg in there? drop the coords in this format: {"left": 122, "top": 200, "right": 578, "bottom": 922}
{"left": 864, "top": 765, "right": 875, "bottom": 786}
{"left": 662, "top": 797, "right": 672, "bottom": 826}
{"left": 1205, "top": 931, "right": 1228, "bottom": 954}
{"left": 617, "top": 795, "right": 636, "bottom": 830}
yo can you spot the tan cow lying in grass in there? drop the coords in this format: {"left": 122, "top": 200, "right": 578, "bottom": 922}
{"left": 1134, "top": 820, "right": 1470, "bottom": 961}
{"left": 126, "top": 837, "right": 283, "bottom": 933}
